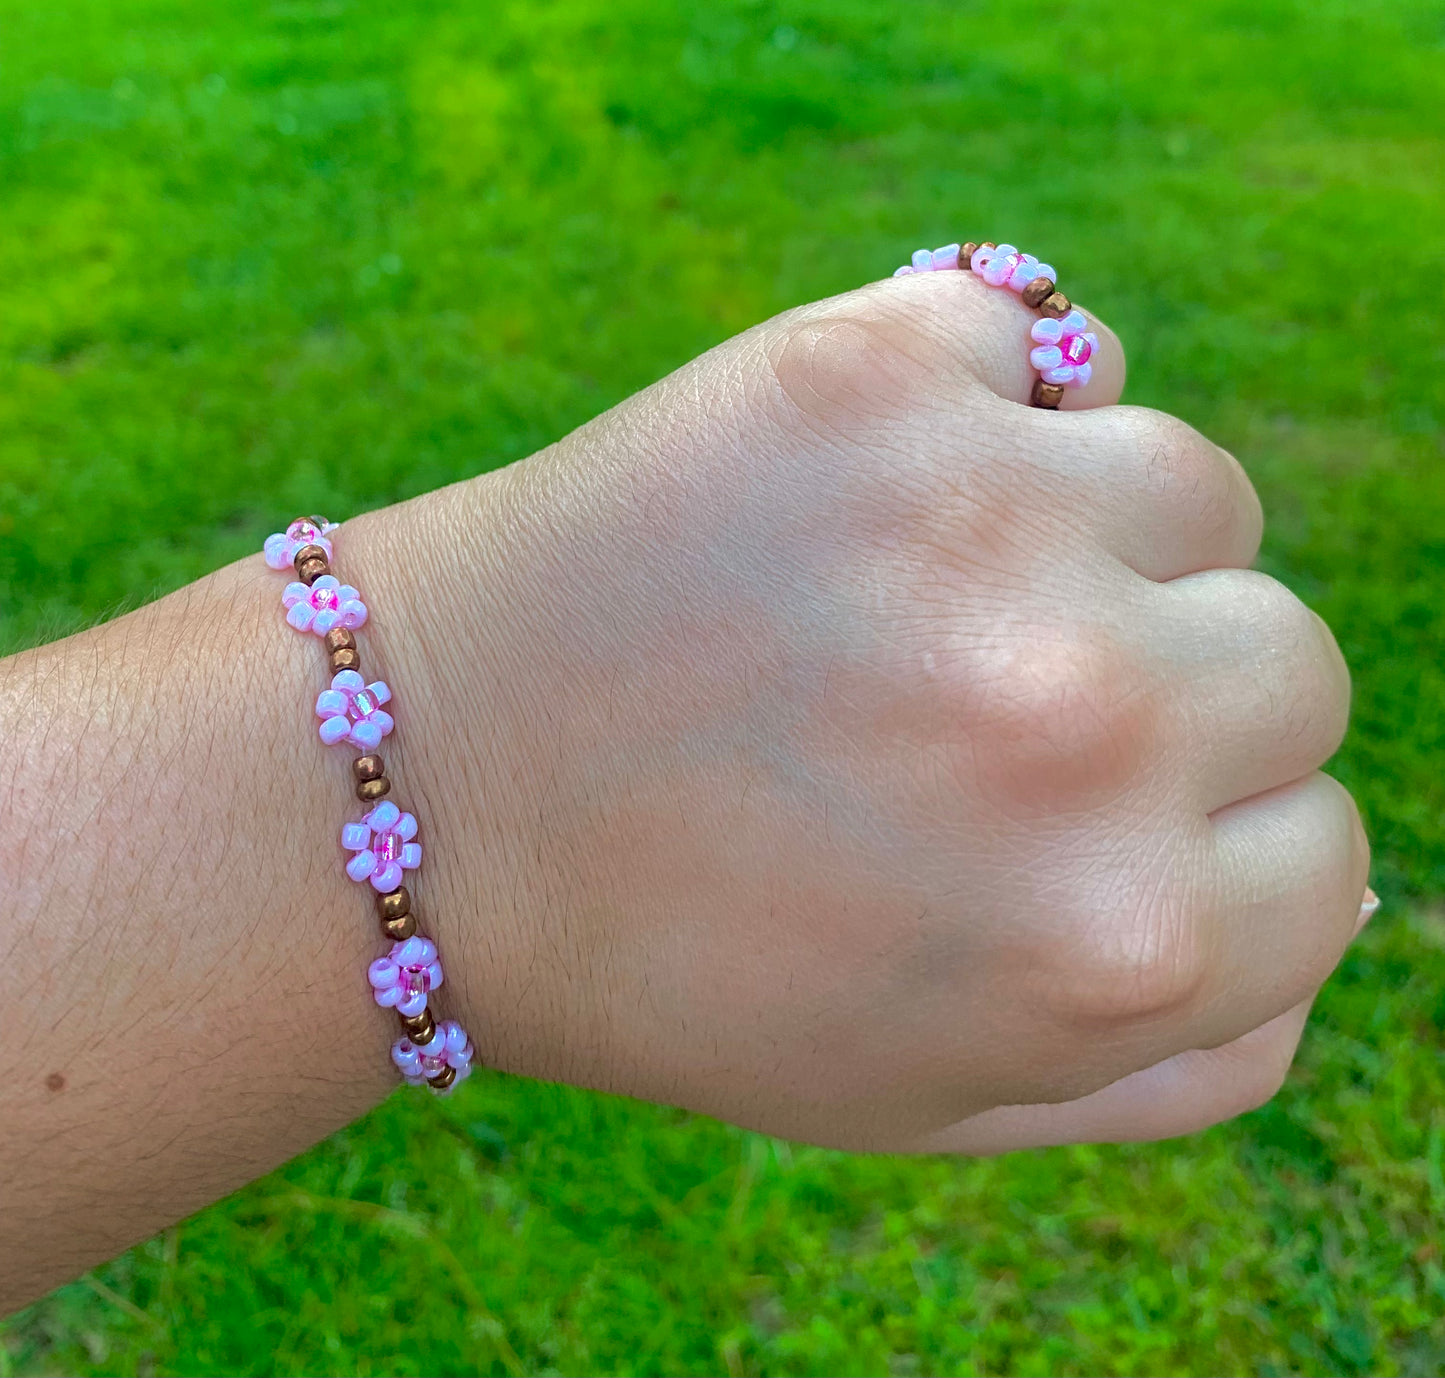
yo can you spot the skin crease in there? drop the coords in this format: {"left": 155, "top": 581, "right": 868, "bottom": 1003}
{"left": 0, "top": 271, "right": 1371, "bottom": 1312}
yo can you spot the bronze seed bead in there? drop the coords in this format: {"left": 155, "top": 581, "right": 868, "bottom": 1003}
{"left": 377, "top": 886, "right": 411, "bottom": 922}
{"left": 357, "top": 775, "right": 391, "bottom": 803}
{"left": 382, "top": 911, "right": 418, "bottom": 942}
{"left": 353, "top": 754, "right": 385, "bottom": 782}
{"left": 1031, "top": 379, "right": 1066, "bottom": 409}
{"left": 293, "top": 543, "right": 328, "bottom": 573}
{"left": 329, "top": 648, "right": 362, "bottom": 674}
{"left": 959, "top": 242, "right": 980, "bottom": 267}
{"left": 294, "top": 545, "right": 330, "bottom": 582}
{"left": 401, "top": 1006, "right": 436, "bottom": 1045}
{"left": 427, "top": 1064, "right": 458, "bottom": 1091}
{"left": 980, "top": 241, "right": 996, "bottom": 250}
{"left": 325, "top": 627, "right": 357, "bottom": 655}
{"left": 1021, "top": 276, "right": 1056, "bottom": 309}
{"left": 1039, "top": 291, "right": 1072, "bottom": 319}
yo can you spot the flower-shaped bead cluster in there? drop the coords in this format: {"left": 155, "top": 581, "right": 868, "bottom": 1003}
{"left": 342, "top": 800, "right": 421, "bottom": 892}
{"left": 969, "top": 243, "right": 1058, "bottom": 293}
{"left": 316, "top": 670, "right": 394, "bottom": 750}
{"left": 264, "top": 517, "right": 336, "bottom": 571}
{"left": 1029, "top": 310, "right": 1097, "bottom": 389}
{"left": 893, "top": 242, "right": 962, "bottom": 276}
{"left": 391, "top": 1019, "right": 473, "bottom": 1089}
{"left": 283, "top": 574, "right": 368, "bottom": 636}
{"left": 368, "top": 936, "right": 444, "bottom": 1019}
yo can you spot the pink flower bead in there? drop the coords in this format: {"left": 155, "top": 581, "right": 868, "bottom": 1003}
{"left": 969, "top": 243, "right": 1057, "bottom": 293}
{"left": 341, "top": 799, "right": 422, "bottom": 891}
{"left": 263, "top": 516, "right": 336, "bottom": 571}
{"left": 893, "top": 242, "right": 962, "bottom": 276}
{"left": 282, "top": 574, "right": 368, "bottom": 636}
{"left": 391, "top": 1018, "right": 473, "bottom": 1090}
{"left": 1030, "top": 310, "right": 1097, "bottom": 388}
{"left": 316, "top": 670, "right": 394, "bottom": 750}
{"left": 368, "top": 936, "right": 444, "bottom": 1019}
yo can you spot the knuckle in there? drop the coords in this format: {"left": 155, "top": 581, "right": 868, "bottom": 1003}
{"left": 1246, "top": 1045, "right": 1297, "bottom": 1112}
{"left": 1044, "top": 888, "right": 1212, "bottom": 1028}
{"left": 1123, "top": 408, "right": 1257, "bottom": 555}
{"left": 1235, "top": 567, "right": 1312, "bottom": 629}
{"left": 1227, "top": 1032, "right": 1298, "bottom": 1117}
{"left": 1309, "top": 774, "right": 1370, "bottom": 902}
{"left": 941, "top": 625, "right": 1159, "bottom": 814}
{"left": 761, "top": 292, "right": 946, "bottom": 434}
{"left": 1238, "top": 574, "right": 1351, "bottom": 749}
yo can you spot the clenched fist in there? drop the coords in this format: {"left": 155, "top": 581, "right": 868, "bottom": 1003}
{"left": 358, "top": 269, "right": 1371, "bottom": 1152}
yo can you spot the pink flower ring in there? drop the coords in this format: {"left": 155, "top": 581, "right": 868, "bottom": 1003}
{"left": 263, "top": 516, "right": 336, "bottom": 571}
{"left": 282, "top": 574, "right": 368, "bottom": 636}
{"left": 316, "top": 670, "right": 394, "bottom": 750}
{"left": 341, "top": 799, "right": 421, "bottom": 892}
{"left": 969, "top": 243, "right": 1057, "bottom": 293}
{"left": 1029, "top": 310, "right": 1097, "bottom": 389}
{"left": 391, "top": 1018, "right": 473, "bottom": 1089}
{"left": 367, "top": 935, "right": 444, "bottom": 1019}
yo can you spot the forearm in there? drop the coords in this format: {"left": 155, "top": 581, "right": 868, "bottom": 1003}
{"left": 0, "top": 378, "right": 728, "bottom": 1312}
{"left": 0, "top": 475, "right": 527, "bottom": 1310}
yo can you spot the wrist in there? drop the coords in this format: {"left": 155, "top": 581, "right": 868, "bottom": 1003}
{"left": 339, "top": 467, "right": 592, "bottom": 1088}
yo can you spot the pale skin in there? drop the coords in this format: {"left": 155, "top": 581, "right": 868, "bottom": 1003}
{"left": 0, "top": 271, "right": 1372, "bottom": 1312}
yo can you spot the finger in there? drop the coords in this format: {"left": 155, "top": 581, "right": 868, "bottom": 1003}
{"left": 919, "top": 997, "right": 1315, "bottom": 1154}
{"left": 983, "top": 404, "right": 1263, "bottom": 582}
{"left": 1155, "top": 569, "right": 1351, "bottom": 811}
{"left": 1041, "top": 406, "right": 1265, "bottom": 581}
{"left": 921, "top": 885, "right": 1377, "bottom": 1154}
{"left": 881, "top": 265, "right": 1126, "bottom": 409}
{"left": 1182, "top": 771, "right": 1369, "bottom": 1050}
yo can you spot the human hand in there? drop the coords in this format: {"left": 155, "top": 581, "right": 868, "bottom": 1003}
{"left": 353, "top": 268, "right": 1370, "bottom": 1152}
{"left": 0, "top": 265, "right": 1375, "bottom": 1309}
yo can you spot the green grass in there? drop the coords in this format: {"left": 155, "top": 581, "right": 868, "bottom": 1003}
{"left": 2, "top": 0, "right": 1443, "bottom": 1372}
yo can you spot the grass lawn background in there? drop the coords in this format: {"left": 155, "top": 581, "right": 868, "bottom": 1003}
{"left": 1, "top": 0, "right": 1443, "bottom": 1372}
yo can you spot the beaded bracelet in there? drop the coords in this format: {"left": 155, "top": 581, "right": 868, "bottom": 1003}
{"left": 893, "top": 240, "right": 1098, "bottom": 410}
{"left": 264, "top": 517, "right": 475, "bottom": 1093}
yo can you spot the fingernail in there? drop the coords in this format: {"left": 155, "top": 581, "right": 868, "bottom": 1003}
{"left": 1355, "top": 887, "right": 1380, "bottom": 933}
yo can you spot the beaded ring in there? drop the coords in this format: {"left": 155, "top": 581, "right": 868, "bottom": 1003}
{"left": 893, "top": 240, "right": 1098, "bottom": 410}
{"left": 264, "top": 516, "right": 476, "bottom": 1093}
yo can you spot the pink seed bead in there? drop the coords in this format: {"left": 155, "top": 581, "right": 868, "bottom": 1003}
{"left": 368, "top": 801, "right": 400, "bottom": 833}
{"left": 376, "top": 831, "right": 402, "bottom": 864}
{"left": 351, "top": 689, "right": 377, "bottom": 719}
{"left": 313, "top": 586, "right": 340, "bottom": 611}
{"left": 341, "top": 822, "right": 371, "bottom": 851}
{"left": 392, "top": 1040, "right": 421, "bottom": 1076}
{"left": 1063, "top": 334, "right": 1093, "bottom": 366}
{"left": 368, "top": 957, "right": 398, "bottom": 989}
